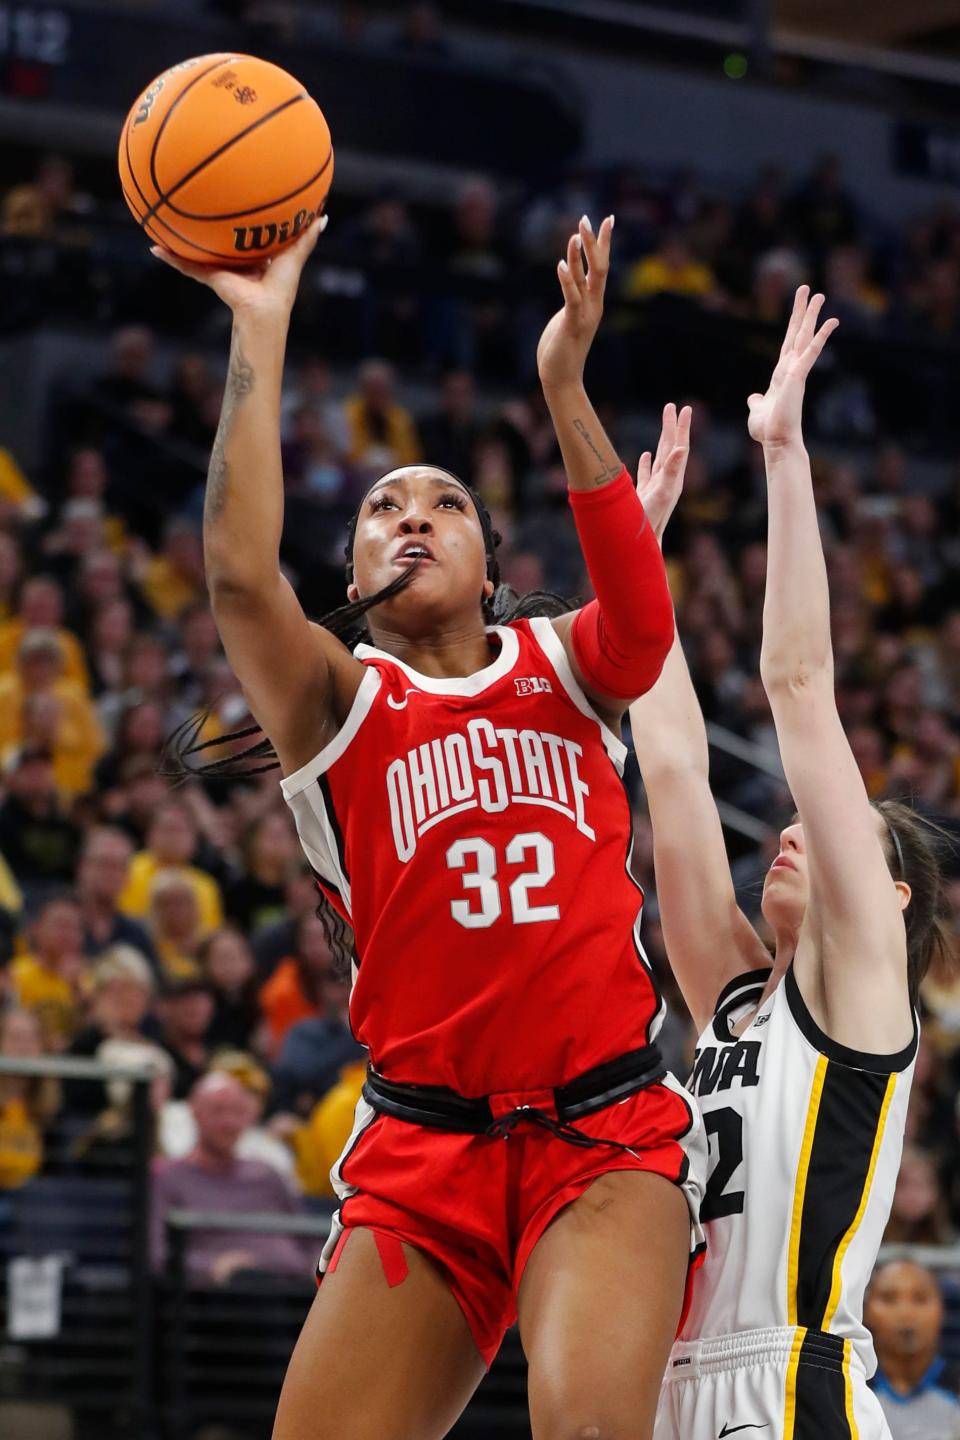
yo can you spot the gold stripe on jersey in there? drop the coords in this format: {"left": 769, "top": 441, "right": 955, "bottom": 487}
{"left": 842, "top": 1339, "right": 859, "bottom": 1440}
{"left": 782, "top": 1325, "right": 806, "bottom": 1440}
{"left": 822, "top": 1072, "right": 897, "bottom": 1331}
{"left": 787, "top": 1055, "right": 828, "bottom": 1326}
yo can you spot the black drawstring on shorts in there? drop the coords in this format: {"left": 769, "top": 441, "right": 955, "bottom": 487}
{"left": 362, "top": 1043, "right": 664, "bottom": 1156}
{"left": 484, "top": 1105, "right": 641, "bottom": 1158}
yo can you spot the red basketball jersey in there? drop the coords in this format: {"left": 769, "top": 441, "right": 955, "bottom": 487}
{"left": 280, "top": 618, "right": 665, "bottom": 1097}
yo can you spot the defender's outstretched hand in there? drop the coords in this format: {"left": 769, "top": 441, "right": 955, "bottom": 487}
{"left": 537, "top": 214, "right": 614, "bottom": 395}
{"left": 149, "top": 214, "right": 327, "bottom": 319}
{"left": 636, "top": 402, "right": 692, "bottom": 543}
{"left": 747, "top": 285, "right": 838, "bottom": 449}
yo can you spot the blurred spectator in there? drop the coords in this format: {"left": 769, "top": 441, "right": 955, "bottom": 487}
{"left": 271, "top": 953, "right": 364, "bottom": 1115}
{"left": 343, "top": 360, "right": 421, "bottom": 473}
{"left": 0, "top": 746, "right": 80, "bottom": 894}
{"left": 160, "top": 1049, "right": 296, "bottom": 1179}
{"left": 1, "top": 154, "right": 93, "bottom": 240}
{"left": 0, "top": 628, "right": 105, "bottom": 796}
{"left": 200, "top": 927, "right": 261, "bottom": 1051}
{"left": 93, "top": 326, "right": 171, "bottom": 437}
{"left": 147, "top": 872, "right": 206, "bottom": 981}
{"left": 281, "top": 406, "right": 352, "bottom": 503}
{"left": 226, "top": 811, "right": 299, "bottom": 935}
{"left": 136, "top": 520, "right": 205, "bottom": 621}
{"left": 150, "top": 1072, "right": 312, "bottom": 1281}
{"left": 0, "top": 1007, "right": 60, "bottom": 1189}
{"left": 10, "top": 894, "right": 86, "bottom": 1049}
{"left": 76, "top": 825, "right": 155, "bottom": 964}
{"left": 624, "top": 230, "right": 717, "bottom": 302}
{"left": 259, "top": 912, "right": 333, "bottom": 1056}
{"left": 250, "top": 865, "right": 320, "bottom": 980}
{"left": 867, "top": 1260, "right": 960, "bottom": 1440}
{"left": 280, "top": 356, "right": 349, "bottom": 454}
{"left": 168, "top": 353, "right": 217, "bottom": 452}
{"left": 418, "top": 371, "right": 482, "bottom": 481}
{"left": 0, "top": 574, "right": 89, "bottom": 687}
{"left": 884, "top": 1146, "right": 954, "bottom": 1245}
{"left": 63, "top": 946, "right": 157, "bottom": 1116}
{"left": 791, "top": 153, "right": 860, "bottom": 255}
{"left": 119, "top": 800, "right": 224, "bottom": 934}
{"left": 157, "top": 976, "right": 215, "bottom": 1098}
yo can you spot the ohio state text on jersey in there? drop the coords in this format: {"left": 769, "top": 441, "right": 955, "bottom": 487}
{"left": 281, "top": 618, "right": 665, "bottom": 1097}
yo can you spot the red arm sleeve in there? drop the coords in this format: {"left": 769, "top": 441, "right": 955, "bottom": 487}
{"left": 567, "top": 467, "right": 674, "bottom": 701}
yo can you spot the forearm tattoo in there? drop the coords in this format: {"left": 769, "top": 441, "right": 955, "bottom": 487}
{"left": 205, "top": 338, "right": 255, "bottom": 524}
{"left": 573, "top": 418, "right": 620, "bottom": 486}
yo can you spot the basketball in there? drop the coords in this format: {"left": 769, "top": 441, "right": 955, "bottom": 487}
{"left": 117, "top": 53, "right": 333, "bottom": 266}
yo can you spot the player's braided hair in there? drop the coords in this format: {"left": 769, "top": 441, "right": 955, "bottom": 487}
{"left": 161, "top": 471, "right": 574, "bottom": 974}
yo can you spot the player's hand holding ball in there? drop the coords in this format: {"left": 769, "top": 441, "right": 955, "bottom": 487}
{"left": 747, "top": 285, "right": 838, "bottom": 450}
{"left": 537, "top": 214, "right": 614, "bottom": 397}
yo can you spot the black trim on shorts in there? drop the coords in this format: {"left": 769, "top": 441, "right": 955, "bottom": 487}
{"left": 794, "top": 1330, "right": 854, "bottom": 1440}
{"left": 795, "top": 1062, "right": 891, "bottom": 1328}
{"left": 785, "top": 965, "right": 918, "bottom": 1074}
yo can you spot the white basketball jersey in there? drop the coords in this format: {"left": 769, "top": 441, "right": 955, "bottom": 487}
{"left": 682, "top": 964, "right": 916, "bottom": 1376}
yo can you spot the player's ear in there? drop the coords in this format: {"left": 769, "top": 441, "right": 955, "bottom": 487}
{"left": 482, "top": 579, "right": 495, "bottom": 601}
{"left": 347, "top": 583, "right": 359, "bottom": 603}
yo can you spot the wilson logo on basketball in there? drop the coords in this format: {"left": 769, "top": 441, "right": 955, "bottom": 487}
{"left": 233, "top": 207, "right": 317, "bottom": 252}
{"left": 132, "top": 58, "right": 204, "bottom": 128}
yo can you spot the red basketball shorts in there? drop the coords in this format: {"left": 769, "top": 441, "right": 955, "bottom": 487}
{"left": 318, "top": 1075, "right": 706, "bottom": 1367}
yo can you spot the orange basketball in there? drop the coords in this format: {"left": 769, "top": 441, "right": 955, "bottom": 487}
{"left": 118, "top": 53, "right": 333, "bottom": 266}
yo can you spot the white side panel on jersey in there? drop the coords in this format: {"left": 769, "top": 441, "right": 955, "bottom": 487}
{"left": 280, "top": 668, "right": 383, "bottom": 918}
{"left": 527, "top": 617, "right": 628, "bottom": 772}
{"left": 280, "top": 667, "right": 382, "bottom": 797}
{"left": 318, "top": 1092, "right": 378, "bottom": 1276}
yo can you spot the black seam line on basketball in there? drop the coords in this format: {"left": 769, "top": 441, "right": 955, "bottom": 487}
{"left": 161, "top": 145, "right": 332, "bottom": 222}
{"left": 144, "top": 92, "right": 307, "bottom": 227}
{"left": 121, "top": 184, "right": 167, "bottom": 249}
{"left": 135, "top": 195, "right": 265, "bottom": 264}
{"left": 145, "top": 55, "right": 239, "bottom": 213}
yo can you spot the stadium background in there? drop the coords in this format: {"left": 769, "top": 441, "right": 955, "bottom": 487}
{"left": 0, "top": 1, "right": 959, "bottom": 1436}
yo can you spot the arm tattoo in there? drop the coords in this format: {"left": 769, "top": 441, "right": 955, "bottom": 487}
{"left": 204, "top": 338, "right": 255, "bottom": 524}
{"left": 573, "top": 418, "right": 620, "bottom": 486}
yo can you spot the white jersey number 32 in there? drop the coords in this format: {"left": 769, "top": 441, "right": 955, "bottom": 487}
{"left": 446, "top": 832, "right": 560, "bottom": 928}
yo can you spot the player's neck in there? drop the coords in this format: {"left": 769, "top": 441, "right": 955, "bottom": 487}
{"left": 366, "top": 618, "right": 496, "bottom": 679}
{"left": 877, "top": 1345, "right": 939, "bottom": 1393}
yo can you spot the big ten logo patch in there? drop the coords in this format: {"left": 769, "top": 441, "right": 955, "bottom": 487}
{"left": 233, "top": 208, "right": 316, "bottom": 252}
{"left": 515, "top": 677, "right": 552, "bottom": 697}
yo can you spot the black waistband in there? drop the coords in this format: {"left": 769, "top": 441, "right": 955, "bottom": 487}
{"left": 362, "top": 1043, "right": 666, "bottom": 1144}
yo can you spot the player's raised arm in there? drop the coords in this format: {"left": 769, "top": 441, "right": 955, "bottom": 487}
{"left": 152, "top": 223, "right": 364, "bottom": 774}
{"left": 753, "top": 288, "right": 913, "bottom": 1051}
{"left": 629, "top": 408, "right": 772, "bottom": 1032}
{"left": 538, "top": 216, "right": 674, "bottom": 715}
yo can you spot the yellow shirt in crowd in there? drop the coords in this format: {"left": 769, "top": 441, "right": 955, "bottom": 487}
{"left": 0, "top": 1099, "right": 44, "bottom": 1189}
{"left": 343, "top": 397, "right": 421, "bottom": 470}
{"left": 624, "top": 254, "right": 715, "bottom": 300}
{"left": 0, "top": 674, "right": 105, "bottom": 796}
{"left": 10, "top": 956, "right": 82, "bottom": 1048}
{"left": 0, "top": 619, "right": 90, "bottom": 690}
{"left": 139, "top": 556, "right": 203, "bottom": 621}
{"left": 293, "top": 1061, "right": 367, "bottom": 1198}
{"left": 118, "top": 853, "right": 224, "bottom": 933}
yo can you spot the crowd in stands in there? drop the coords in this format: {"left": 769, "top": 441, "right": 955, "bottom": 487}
{"left": 0, "top": 113, "right": 959, "bottom": 1430}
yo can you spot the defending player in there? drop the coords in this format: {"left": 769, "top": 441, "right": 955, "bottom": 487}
{"left": 153, "top": 215, "right": 705, "bottom": 1440}
{"left": 631, "top": 289, "right": 949, "bottom": 1439}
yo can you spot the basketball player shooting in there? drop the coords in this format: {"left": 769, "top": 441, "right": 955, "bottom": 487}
{"left": 152, "top": 216, "right": 707, "bottom": 1440}
{"left": 630, "top": 288, "right": 949, "bottom": 1440}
